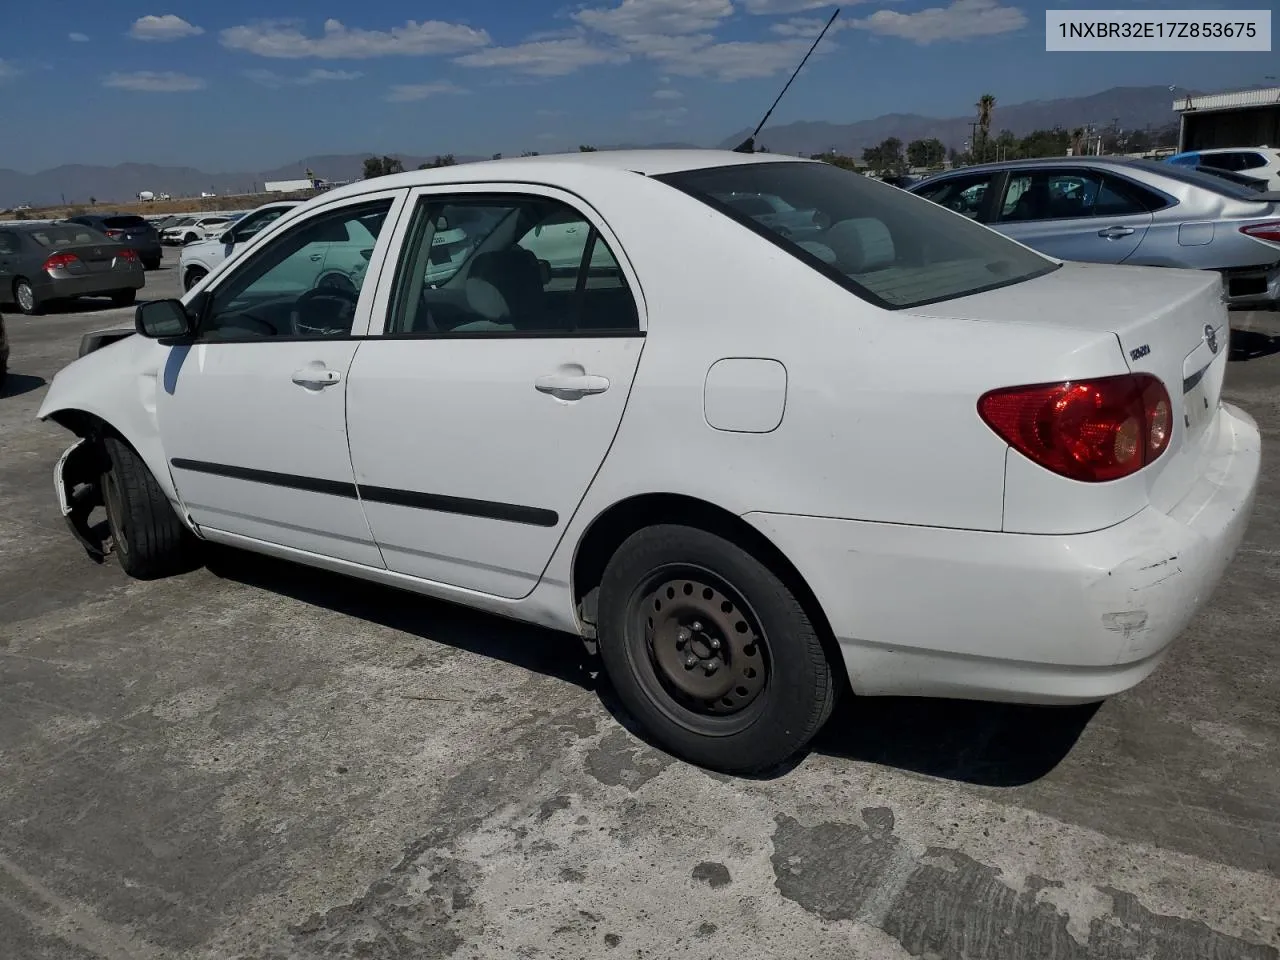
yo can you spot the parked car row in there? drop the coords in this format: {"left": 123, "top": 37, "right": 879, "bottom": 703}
{"left": 37, "top": 149, "right": 1260, "bottom": 774}
{"left": 907, "top": 155, "right": 1280, "bottom": 308}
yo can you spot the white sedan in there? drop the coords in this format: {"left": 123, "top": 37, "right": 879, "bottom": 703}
{"left": 179, "top": 201, "right": 301, "bottom": 291}
{"left": 37, "top": 150, "right": 1261, "bottom": 774}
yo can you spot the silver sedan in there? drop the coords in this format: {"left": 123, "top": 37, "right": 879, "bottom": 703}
{"left": 908, "top": 156, "right": 1280, "bottom": 307}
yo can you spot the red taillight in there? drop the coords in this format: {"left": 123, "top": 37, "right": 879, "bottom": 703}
{"left": 117, "top": 248, "right": 139, "bottom": 262}
{"left": 43, "top": 252, "right": 80, "bottom": 271}
{"left": 978, "top": 374, "right": 1172, "bottom": 483}
{"left": 1239, "top": 221, "right": 1280, "bottom": 243}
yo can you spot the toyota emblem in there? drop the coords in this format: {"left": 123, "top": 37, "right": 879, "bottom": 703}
{"left": 1204, "top": 324, "right": 1218, "bottom": 355}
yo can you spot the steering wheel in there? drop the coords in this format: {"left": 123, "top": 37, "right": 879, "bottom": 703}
{"left": 291, "top": 285, "right": 359, "bottom": 337}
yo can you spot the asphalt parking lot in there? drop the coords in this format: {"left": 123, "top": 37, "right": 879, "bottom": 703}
{"left": 2, "top": 248, "right": 1279, "bottom": 959}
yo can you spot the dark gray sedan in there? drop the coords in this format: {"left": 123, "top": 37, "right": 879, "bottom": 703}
{"left": 0, "top": 223, "right": 145, "bottom": 315}
{"left": 63, "top": 213, "right": 163, "bottom": 270}
{"left": 909, "top": 157, "right": 1280, "bottom": 307}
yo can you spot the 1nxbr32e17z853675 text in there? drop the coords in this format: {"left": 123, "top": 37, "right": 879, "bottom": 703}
{"left": 1045, "top": 9, "right": 1271, "bottom": 50}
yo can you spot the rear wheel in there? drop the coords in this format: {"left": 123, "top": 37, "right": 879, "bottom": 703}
{"left": 110, "top": 289, "right": 136, "bottom": 307}
{"left": 143, "top": 257, "right": 161, "bottom": 271}
{"left": 101, "top": 437, "right": 199, "bottom": 580}
{"left": 597, "top": 524, "right": 837, "bottom": 774}
{"left": 183, "top": 232, "right": 198, "bottom": 245}
{"left": 14, "top": 278, "right": 41, "bottom": 316}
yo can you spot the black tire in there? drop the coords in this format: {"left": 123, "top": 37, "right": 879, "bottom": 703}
{"left": 183, "top": 267, "right": 207, "bottom": 292}
{"left": 183, "top": 232, "right": 198, "bottom": 245}
{"left": 597, "top": 524, "right": 837, "bottom": 774}
{"left": 111, "top": 289, "right": 137, "bottom": 307}
{"left": 101, "top": 437, "right": 199, "bottom": 580}
{"left": 14, "top": 278, "right": 42, "bottom": 316}
{"left": 143, "top": 258, "right": 161, "bottom": 271}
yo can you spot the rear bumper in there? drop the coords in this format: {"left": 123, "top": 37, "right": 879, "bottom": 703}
{"left": 744, "top": 403, "right": 1261, "bottom": 703}
{"left": 37, "top": 269, "right": 145, "bottom": 299}
{"left": 1221, "top": 261, "right": 1280, "bottom": 308}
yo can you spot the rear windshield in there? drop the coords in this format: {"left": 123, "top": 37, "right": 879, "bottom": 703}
{"left": 25, "top": 225, "right": 106, "bottom": 247}
{"left": 1132, "top": 158, "right": 1265, "bottom": 200}
{"left": 102, "top": 215, "right": 148, "bottom": 228}
{"left": 656, "top": 160, "right": 1057, "bottom": 310}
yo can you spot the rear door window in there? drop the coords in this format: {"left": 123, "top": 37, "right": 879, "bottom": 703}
{"left": 102, "top": 215, "right": 148, "bottom": 229}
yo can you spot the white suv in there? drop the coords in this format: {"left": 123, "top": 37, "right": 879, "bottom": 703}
{"left": 180, "top": 201, "right": 300, "bottom": 291}
{"left": 1169, "top": 147, "right": 1280, "bottom": 190}
{"left": 161, "top": 216, "right": 235, "bottom": 246}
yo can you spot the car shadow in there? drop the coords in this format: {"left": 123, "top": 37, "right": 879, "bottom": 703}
{"left": 41, "top": 298, "right": 138, "bottom": 315}
{"left": 0, "top": 373, "right": 47, "bottom": 398}
{"left": 201, "top": 546, "right": 600, "bottom": 692}
{"left": 1229, "top": 329, "right": 1280, "bottom": 362}
{"left": 201, "top": 545, "right": 1094, "bottom": 786}
{"left": 809, "top": 694, "right": 1098, "bottom": 787}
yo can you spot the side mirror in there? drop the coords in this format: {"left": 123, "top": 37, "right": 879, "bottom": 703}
{"left": 220, "top": 231, "right": 235, "bottom": 245}
{"left": 135, "top": 299, "right": 194, "bottom": 340}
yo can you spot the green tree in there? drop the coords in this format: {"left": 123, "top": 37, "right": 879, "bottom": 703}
{"left": 862, "top": 137, "right": 904, "bottom": 175}
{"left": 811, "top": 151, "right": 860, "bottom": 172}
{"left": 578, "top": 144, "right": 597, "bottom": 152}
{"left": 520, "top": 150, "right": 540, "bottom": 157}
{"left": 906, "top": 137, "right": 946, "bottom": 169}
{"left": 491, "top": 152, "right": 503, "bottom": 161}
{"left": 419, "top": 154, "right": 457, "bottom": 169}
{"left": 89, "top": 196, "right": 97, "bottom": 206}
{"left": 362, "top": 155, "right": 404, "bottom": 179}
{"left": 975, "top": 93, "right": 996, "bottom": 160}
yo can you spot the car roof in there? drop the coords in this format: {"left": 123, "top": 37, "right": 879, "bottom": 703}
{"left": 1192, "top": 145, "right": 1271, "bottom": 153}
{"left": 317, "top": 149, "right": 810, "bottom": 204}
{"left": 921, "top": 156, "right": 1154, "bottom": 177}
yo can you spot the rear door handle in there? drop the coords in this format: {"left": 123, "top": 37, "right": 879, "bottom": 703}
{"left": 535, "top": 372, "right": 610, "bottom": 400}
{"left": 309, "top": 253, "right": 324, "bottom": 261}
{"left": 1098, "top": 225, "right": 1135, "bottom": 239}
{"left": 292, "top": 367, "right": 342, "bottom": 389}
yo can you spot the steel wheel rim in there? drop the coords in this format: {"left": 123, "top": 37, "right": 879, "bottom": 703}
{"left": 625, "top": 563, "right": 771, "bottom": 735}
{"left": 103, "top": 470, "right": 129, "bottom": 556}
{"left": 16, "top": 283, "right": 33, "bottom": 312}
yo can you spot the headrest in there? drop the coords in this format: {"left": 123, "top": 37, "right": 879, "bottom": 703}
{"left": 824, "top": 218, "right": 895, "bottom": 273}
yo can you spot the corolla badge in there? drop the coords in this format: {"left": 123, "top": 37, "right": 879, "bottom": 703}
{"left": 1204, "top": 324, "right": 1219, "bottom": 355}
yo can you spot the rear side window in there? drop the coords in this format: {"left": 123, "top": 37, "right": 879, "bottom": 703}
{"left": 912, "top": 173, "right": 995, "bottom": 220}
{"left": 25, "top": 226, "right": 103, "bottom": 247}
{"left": 658, "top": 161, "right": 1056, "bottom": 310}
{"left": 102, "top": 215, "right": 147, "bottom": 228}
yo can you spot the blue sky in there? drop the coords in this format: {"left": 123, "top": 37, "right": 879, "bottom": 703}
{"left": 0, "top": 1, "right": 1272, "bottom": 172}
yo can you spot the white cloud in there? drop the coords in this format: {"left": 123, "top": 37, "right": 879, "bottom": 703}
{"left": 847, "top": 0, "right": 1027, "bottom": 43}
{"left": 102, "top": 70, "right": 207, "bottom": 92}
{"left": 632, "top": 105, "right": 689, "bottom": 125}
{"left": 69, "top": 32, "right": 90, "bottom": 42}
{"left": 221, "top": 18, "right": 491, "bottom": 59}
{"left": 742, "top": 0, "right": 834, "bottom": 11}
{"left": 386, "top": 80, "right": 468, "bottom": 102}
{"left": 455, "top": 37, "right": 628, "bottom": 76}
{"left": 0, "top": 59, "right": 18, "bottom": 81}
{"left": 660, "top": 38, "right": 821, "bottom": 80}
{"left": 653, "top": 87, "right": 683, "bottom": 100}
{"left": 245, "top": 68, "right": 363, "bottom": 88}
{"left": 771, "top": 15, "right": 860, "bottom": 36}
{"left": 129, "top": 15, "right": 204, "bottom": 42}
{"left": 573, "top": 0, "right": 733, "bottom": 38}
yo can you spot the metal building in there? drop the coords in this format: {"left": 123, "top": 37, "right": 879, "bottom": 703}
{"left": 1173, "top": 87, "right": 1280, "bottom": 152}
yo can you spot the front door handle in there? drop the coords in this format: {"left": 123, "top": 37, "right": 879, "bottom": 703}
{"left": 292, "top": 367, "right": 342, "bottom": 389}
{"left": 1098, "top": 225, "right": 1135, "bottom": 239}
{"left": 309, "top": 253, "right": 324, "bottom": 262}
{"left": 535, "top": 372, "right": 610, "bottom": 400}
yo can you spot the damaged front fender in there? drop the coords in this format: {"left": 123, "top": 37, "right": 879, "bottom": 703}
{"left": 54, "top": 438, "right": 109, "bottom": 562}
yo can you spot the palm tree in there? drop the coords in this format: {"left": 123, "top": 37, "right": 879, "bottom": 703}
{"left": 975, "top": 94, "right": 996, "bottom": 160}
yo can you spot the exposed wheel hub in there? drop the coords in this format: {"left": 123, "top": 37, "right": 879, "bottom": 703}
{"left": 644, "top": 578, "right": 766, "bottom": 715}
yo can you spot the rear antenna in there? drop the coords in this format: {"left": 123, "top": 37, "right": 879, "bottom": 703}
{"left": 733, "top": 7, "right": 841, "bottom": 154}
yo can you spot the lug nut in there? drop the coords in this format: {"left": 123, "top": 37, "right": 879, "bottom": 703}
{"left": 709, "top": 638, "right": 721, "bottom": 650}
{"left": 692, "top": 621, "right": 703, "bottom": 632}
{"left": 684, "top": 656, "right": 698, "bottom": 669}
{"left": 704, "top": 661, "right": 719, "bottom": 675}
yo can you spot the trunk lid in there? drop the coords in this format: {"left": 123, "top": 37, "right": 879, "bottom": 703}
{"left": 45, "top": 240, "right": 132, "bottom": 274}
{"left": 912, "top": 260, "right": 1228, "bottom": 513}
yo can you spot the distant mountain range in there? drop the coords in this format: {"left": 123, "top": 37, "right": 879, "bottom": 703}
{"left": 0, "top": 85, "right": 1192, "bottom": 207}
{"left": 717, "top": 85, "right": 1192, "bottom": 156}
